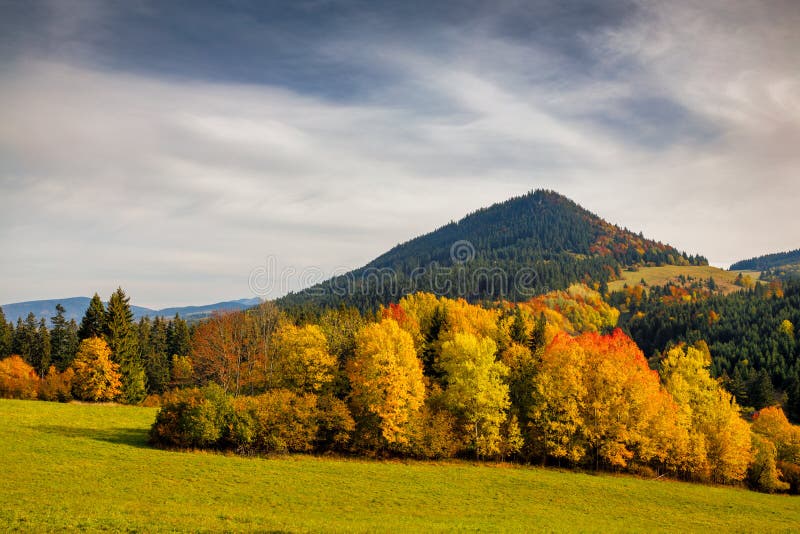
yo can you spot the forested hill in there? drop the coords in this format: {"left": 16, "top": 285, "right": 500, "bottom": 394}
{"left": 730, "top": 248, "right": 800, "bottom": 271}
{"left": 279, "top": 190, "right": 706, "bottom": 312}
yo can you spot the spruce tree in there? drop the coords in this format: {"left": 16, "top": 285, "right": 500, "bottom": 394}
{"left": 13, "top": 313, "right": 38, "bottom": 365}
{"left": 166, "top": 314, "right": 191, "bottom": 358}
{"left": 0, "top": 307, "right": 12, "bottom": 359}
{"left": 33, "top": 317, "right": 52, "bottom": 376}
{"left": 50, "top": 304, "right": 78, "bottom": 370}
{"left": 145, "top": 317, "right": 170, "bottom": 394}
{"left": 105, "top": 287, "right": 146, "bottom": 403}
{"left": 78, "top": 293, "right": 107, "bottom": 340}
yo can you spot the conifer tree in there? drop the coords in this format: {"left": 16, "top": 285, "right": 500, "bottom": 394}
{"left": 104, "top": 287, "right": 146, "bottom": 403}
{"left": 0, "top": 307, "right": 12, "bottom": 359}
{"left": 33, "top": 317, "right": 52, "bottom": 377}
{"left": 145, "top": 317, "right": 170, "bottom": 394}
{"left": 50, "top": 304, "right": 79, "bottom": 371}
{"left": 13, "top": 313, "right": 38, "bottom": 365}
{"left": 78, "top": 293, "right": 107, "bottom": 340}
{"left": 166, "top": 314, "right": 191, "bottom": 358}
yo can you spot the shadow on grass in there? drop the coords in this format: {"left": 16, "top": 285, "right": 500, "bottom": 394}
{"left": 36, "top": 425, "right": 151, "bottom": 449}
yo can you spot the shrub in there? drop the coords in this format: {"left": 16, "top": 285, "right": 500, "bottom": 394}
{"left": 408, "top": 406, "right": 461, "bottom": 460}
{"left": 777, "top": 461, "right": 800, "bottom": 495}
{"left": 38, "top": 366, "right": 74, "bottom": 402}
{"left": 231, "top": 389, "right": 318, "bottom": 454}
{"left": 316, "top": 394, "right": 355, "bottom": 451}
{"left": 149, "top": 384, "right": 233, "bottom": 448}
{"left": 0, "top": 355, "right": 39, "bottom": 399}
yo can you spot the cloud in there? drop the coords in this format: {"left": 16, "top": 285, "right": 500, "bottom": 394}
{"left": 1, "top": 0, "right": 799, "bottom": 306}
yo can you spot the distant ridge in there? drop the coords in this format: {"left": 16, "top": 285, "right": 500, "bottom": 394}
{"left": 279, "top": 189, "right": 706, "bottom": 311}
{"left": 730, "top": 248, "right": 800, "bottom": 271}
{"left": 0, "top": 297, "right": 261, "bottom": 324}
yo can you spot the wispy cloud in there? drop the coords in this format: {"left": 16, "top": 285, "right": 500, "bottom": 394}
{"left": 1, "top": 0, "right": 798, "bottom": 306}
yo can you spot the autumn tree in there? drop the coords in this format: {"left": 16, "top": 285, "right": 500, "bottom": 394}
{"left": 71, "top": 337, "right": 122, "bottom": 402}
{"left": 273, "top": 322, "right": 336, "bottom": 394}
{"left": 0, "top": 355, "right": 39, "bottom": 399}
{"left": 191, "top": 311, "right": 258, "bottom": 396}
{"left": 347, "top": 319, "right": 425, "bottom": 450}
{"left": 438, "top": 332, "right": 510, "bottom": 458}
{"left": 661, "top": 343, "right": 752, "bottom": 483}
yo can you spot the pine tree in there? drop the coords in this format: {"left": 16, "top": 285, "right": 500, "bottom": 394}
{"left": 50, "top": 304, "right": 79, "bottom": 371}
{"left": 104, "top": 288, "right": 146, "bottom": 403}
{"left": 166, "top": 314, "right": 191, "bottom": 358}
{"left": 528, "top": 313, "right": 547, "bottom": 355}
{"left": 0, "top": 307, "right": 12, "bottom": 359}
{"left": 145, "top": 317, "right": 170, "bottom": 394}
{"left": 32, "top": 317, "right": 52, "bottom": 376}
{"left": 509, "top": 308, "right": 528, "bottom": 345}
{"left": 78, "top": 293, "right": 107, "bottom": 340}
{"left": 13, "top": 313, "right": 38, "bottom": 365}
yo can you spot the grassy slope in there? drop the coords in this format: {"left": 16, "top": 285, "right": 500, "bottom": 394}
{"left": 607, "top": 265, "right": 761, "bottom": 294}
{"left": 1, "top": 400, "right": 798, "bottom": 533}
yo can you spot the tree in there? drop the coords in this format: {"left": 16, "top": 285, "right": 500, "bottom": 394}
{"left": 0, "top": 355, "right": 39, "bottom": 399}
{"left": 50, "top": 304, "right": 79, "bottom": 371}
{"left": 273, "top": 323, "right": 336, "bottom": 394}
{"left": 104, "top": 288, "right": 145, "bottom": 403}
{"left": 78, "top": 293, "right": 106, "bottom": 340}
{"left": 12, "top": 313, "right": 37, "bottom": 365}
{"left": 347, "top": 319, "right": 426, "bottom": 450}
{"left": 144, "top": 317, "right": 170, "bottom": 394}
{"left": 0, "top": 307, "right": 12, "bottom": 359}
{"left": 191, "top": 311, "right": 259, "bottom": 396}
{"left": 71, "top": 337, "right": 122, "bottom": 402}
{"left": 166, "top": 314, "right": 191, "bottom": 358}
{"left": 32, "top": 318, "right": 51, "bottom": 377}
{"left": 438, "top": 333, "right": 510, "bottom": 458}
{"left": 661, "top": 343, "right": 752, "bottom": 483}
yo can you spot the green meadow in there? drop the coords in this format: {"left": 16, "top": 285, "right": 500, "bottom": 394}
{"left": 1, "top": 399, "right": 798, "bottom": 533}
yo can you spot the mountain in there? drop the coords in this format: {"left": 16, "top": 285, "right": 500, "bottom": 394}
{"left": 730, "top": 248, "right": 800, "bottom": 271}
{"left": 279, "top": 190, "right": 706, "bottom": 312}
{"left": 0, "top": 297, "right": 261, "bottom": 324}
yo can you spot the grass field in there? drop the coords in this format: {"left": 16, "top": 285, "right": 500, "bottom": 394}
{"left": 607, "top": 265, "right": 762, "bottom": 294}
{"left": 1, "top": 400, "right": 799, "bottom": 532}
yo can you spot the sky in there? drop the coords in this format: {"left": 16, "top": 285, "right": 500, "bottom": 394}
{"left": 1, "top": 0, "right": 799, "bottom": 308}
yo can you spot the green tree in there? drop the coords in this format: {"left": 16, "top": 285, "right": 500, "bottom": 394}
{"left": 166, "top": 314, "right": 191, "bottom": 358}
{"left": 12, "top": 313, "right": 37, "bottom": 365}
{"left": 50, "top": 304, "right": 79, "bottom": 371}
{"left": 105, "top": 288, "right": 145, "bottom": 403}
{"left": 145, "top": 317, "right": 170, "bottom": 394}
{"left": 33, "top": 318, "right": 51, "bottom": 377}
{"left": 0, "top": 307, "right": 12, "bottom": 359}
{"left": 78, "top": 293, "right": 107, "bottom": 340}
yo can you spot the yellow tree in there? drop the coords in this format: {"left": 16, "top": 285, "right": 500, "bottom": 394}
{"left": 661, "top": 343, "right": 752, "bottom": 483}
{"left": 752, "top": 406, "right": 800, "bottom": 464}
{"left": 347, "top": 319, "right": 425, "bottom": 449}
{"left": 528, "top": 333, "right": 587, "bottom": 464}
{"left": 72, "top": 337, "right": 122, "bottom": 402}
{"left": 273, "top": 323, "right": 336, "bottom": 394}
{"left": 438, "top": 333, "right": 510, "bottom": 458}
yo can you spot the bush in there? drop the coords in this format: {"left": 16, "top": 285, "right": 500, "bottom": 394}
{"left": 777, "top": 461, "right": 800, "bottom": 495}
{"left": 0, "top": 355, "right": 39, "bottom": 399}
{"left": 38, "top": 366, "right": 74, "bottom": 402}
{"left": 149, "top": 384, "right": 233, "bottom": 448}
{"left": 231, "top": 389, "right": 318, "bottom": 454}
{"left": 316, "top": 394, "right": 355, "bottom": 451}
{"left": 407, "top": 407, "right": 461, "bottom": 460}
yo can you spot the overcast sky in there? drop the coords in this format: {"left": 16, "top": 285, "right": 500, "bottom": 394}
{"left": 1, "top": 0, "right": 799, "bottom": 308}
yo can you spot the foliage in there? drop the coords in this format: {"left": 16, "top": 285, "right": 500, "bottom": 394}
{"left": 38, "top": 366, "right": 74, "bottom": 402}
{"left": 105, "top": 288, "right": 145, "bottom": 403}
{"left": 71, "top": 337, "right": 122, "bottom": 402}
{"left": 347, "top": 319, "right": 425, "bottom": 450}
{"left": 438, "top": 332, "right": 509, "bottom": 458}
{"left": 0, "top": 355, "right": 39, "bottom": 399}
{"left": 149, "top": 384, "right": 234, "bottom": 449}
{"left": 231, "top": 389, "right": 318, "bottom": 454}
{"left": 273, "top": 323, "right": 336, "bottom": 394}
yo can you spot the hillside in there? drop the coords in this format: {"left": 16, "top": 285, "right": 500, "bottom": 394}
{"left": 0, "top": 297, "right": 261, "bottom": 324}
{"left": 3, "top": 400, "right": 798, "bottom": 533}
{"left": 607, "top": 265, "right": 761, "bottom": 294}
{"left": 731, "top": 248, "right": 800, "bottom": 271}
{"left": 280, "top": 190, "right": 706, "bottom": 311}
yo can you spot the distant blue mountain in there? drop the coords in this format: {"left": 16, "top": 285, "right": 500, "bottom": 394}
{"left": 0, "top": 297, "right": 262, "bottom": 324}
